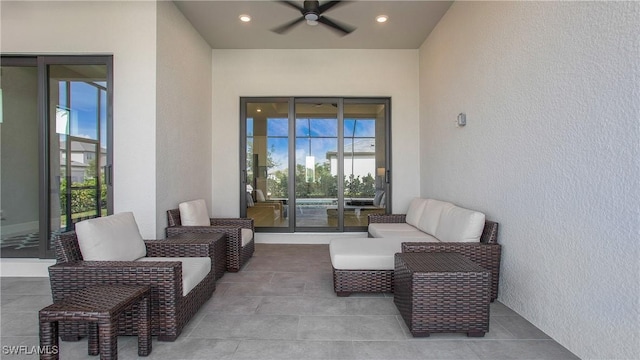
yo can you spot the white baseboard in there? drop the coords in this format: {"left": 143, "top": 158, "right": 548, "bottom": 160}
{"left": 0, "top": 258, "right": 54, "bottom": 277}
{"left": 255, "top": 232, "right": 367, "bottom": 244}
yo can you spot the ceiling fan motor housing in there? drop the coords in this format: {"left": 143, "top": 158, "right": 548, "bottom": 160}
{"left": 303, "top": 1, "right": 320, "bottom": 21}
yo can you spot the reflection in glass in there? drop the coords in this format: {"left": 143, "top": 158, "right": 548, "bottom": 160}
{"left": 0, "top": 65, "right": 39, "bottom": 257}
{"left": 245, "top": 102, "right": 289, "bottom": 228}
{"left": 49, "top": 64, "right": 108, "bottom": 240}
{"left": 340, "top": 103, "right": 387, "bottom": 227}
{"left": 295, "top": 103, "right": 339, "bottom": 229}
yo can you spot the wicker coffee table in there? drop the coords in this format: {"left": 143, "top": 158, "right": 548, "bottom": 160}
{"left": 165, "top": 232, "right": 227, "bottom": 280}
{"left": 39, "top": 285, "right": 151, "bottom": 360}
{"left": 394, "top": 252, "right": 491, "bottom": 337}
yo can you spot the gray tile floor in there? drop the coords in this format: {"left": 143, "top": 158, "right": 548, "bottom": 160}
{"left": 0, "top": 244, "right": 580, "bottom": 360}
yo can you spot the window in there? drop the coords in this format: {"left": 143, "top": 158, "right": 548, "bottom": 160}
{"left": 241, "top": 97, "right": 390, "bottom": 233}
{"left": 0, "top": 55, "right": 113, "bottom": 258}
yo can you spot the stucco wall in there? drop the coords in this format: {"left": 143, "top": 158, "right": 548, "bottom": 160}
{"left": 211, "top": 49, "right": 421, "bottom": 217}
{"left": 155, "top": 1, "right": 212, "bottom": 237}
{"left": 0, "top": 1, "right": 159, "bottom": 237}
{"left": 418, "top": 2, "right": 639, "bottom": 359}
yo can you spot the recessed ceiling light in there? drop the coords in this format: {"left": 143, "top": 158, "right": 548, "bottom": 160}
{"left": 256, "top": 108, "right": 262, "bottom": 113}
{"left": 239, "top": 14, "right": 251, "bottom": 22}
{"left": 376, "top": 15, "right": 388, "bottom": 23}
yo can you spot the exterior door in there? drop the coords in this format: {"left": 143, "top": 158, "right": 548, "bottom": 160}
{"left": 241, "top": 97, "right": 390, "bottom": 233}
{"left": 0, "top": 56, "right": 113, "bottom": 258}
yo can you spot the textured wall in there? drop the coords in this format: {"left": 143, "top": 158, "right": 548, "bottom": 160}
{"left": 156, "top": 1, "right": 212, "bottom": 237}
{"left": 211, "top": 49, "right": 421, "bottom": 217}
{"left": 418, "top": 2, "right": 639, "bottom": 359}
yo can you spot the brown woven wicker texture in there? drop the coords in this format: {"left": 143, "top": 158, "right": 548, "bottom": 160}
{"left": 333, "top": 216, "right": 500, "bottom": 299}
{"left": 333, "top": 268, "right": 394, "bottom": 296}
{"left": 163, "top": 233, "right": 227, "bottom": 280}
{"left": 50, "top": 232, "right": 216, "bottom": 342}
{"left": 394, "top": 252, "right": 491, "bottom": 337}
{"left": 39, "top": 285, "right": 151, "bottom": 359}
{"left": 166, "top": 209, "right": 255, "bottom": 272}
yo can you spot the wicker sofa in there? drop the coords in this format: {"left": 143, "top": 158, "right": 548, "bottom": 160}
{"left": 330, "top": 198, "right": 501, "bottom": 301}
{"left": 49, "top": 214, "right": 216, "bottom": 342}
{"left": 166, "top": 208, "right": 255, "bottom": 272}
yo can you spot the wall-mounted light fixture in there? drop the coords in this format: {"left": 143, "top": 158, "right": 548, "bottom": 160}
{"left": 457, "top": 113, "right": 466, "bottom": 127}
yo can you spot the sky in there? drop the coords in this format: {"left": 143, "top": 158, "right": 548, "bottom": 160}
{"left": 248, "top": 117, "right": 376, "bottom": 172}
{"left": 57, "top": 81, "right": 107, "bottom": 144}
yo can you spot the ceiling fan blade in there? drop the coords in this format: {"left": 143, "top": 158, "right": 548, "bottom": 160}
{"left": 271, "top": 16, "right": 306, "bottom": 34}
{"left": 277, "top": 0, "right": 305, "bottom": 14}
{"left": 318, "top": 15, "right": 355, "bottom": 35}
{"left": 318, "top": 1, "right": 345, "bottom": 14}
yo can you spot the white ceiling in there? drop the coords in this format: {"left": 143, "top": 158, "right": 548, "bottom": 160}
{"left": 174, "top": 1, "right": 453, "bottom": 49}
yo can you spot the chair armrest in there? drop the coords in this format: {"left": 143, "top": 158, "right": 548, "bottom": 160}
{"left": 48, "top": 260, "right": 183, "bottom": 303}
{"left": 210, "top": 218, "right": 254, "bottom": 229}
{"left": 402, "top": 241, "right": 502, "bottom": 301}
{"left": 144, "top": 239, "right": 214, "bottom": 258}
{"left": 368, "top": 214, "right": 407, "bottom": 224}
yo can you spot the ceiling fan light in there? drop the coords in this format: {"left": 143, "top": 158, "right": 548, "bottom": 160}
{"left": 376, "top": 15, "right": 388, "bottom": 23}
{"left": 306, "top": 19, "right": 319, "bottom": 26}
{"left": 239, "top": 14, "right": 251, "bottom": 22}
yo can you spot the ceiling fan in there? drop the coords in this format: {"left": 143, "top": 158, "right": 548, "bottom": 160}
{"left": 271, "top": 1, "right": 356, "bottom": 36}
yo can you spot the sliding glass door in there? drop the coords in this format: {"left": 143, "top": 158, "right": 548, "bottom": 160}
{"left": 241, "top": 97, "right": 390, "bottom": 233}
{"left": 0, "top": 56, "right": 113, "bottom": 258}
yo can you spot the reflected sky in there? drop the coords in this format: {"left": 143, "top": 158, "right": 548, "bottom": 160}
{"left": 249, "top": 117, "right": 376, "bottom": 172}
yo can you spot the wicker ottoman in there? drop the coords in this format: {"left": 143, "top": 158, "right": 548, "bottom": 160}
{"left": 39, "top": 285, "right": 151, "bottom": 360}
{"left": 394, "top": 252, "right": 491, "bottom": 337}
{"left": 165, "top": 232, "right": 227, "bottom": 280}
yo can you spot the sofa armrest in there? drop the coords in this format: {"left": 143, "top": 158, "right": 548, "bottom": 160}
{"left": 144, "top": 239, "right": 214, "bottom": 258}
{"left": 402, "top": 242, "right": 502, "bottom": 301}
{"left": 48, "top": 260, "right": 183, "bottom": 303}
{"left": 368, "top": 214, "right": 407, "bottom": 224}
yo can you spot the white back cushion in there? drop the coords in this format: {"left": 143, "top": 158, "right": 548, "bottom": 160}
{"left": 416, "top": 199, "right": 453, "bottom": 236}
{"left": 75, "top": 212, "right": 147, "bottom": 261}
{"left": 435, "top": 205, "right": 486, "bottom": 243}
{"left": 405, "top": 198, "right": 428, "bottom": 227}
{"left": 179, "top": 199, "right": 210, "bottom": 226}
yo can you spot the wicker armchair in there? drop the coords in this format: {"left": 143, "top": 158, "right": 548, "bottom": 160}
{"left": 369, "top": 214, "right": 501, "bottom": 301}
{"left": 166, "top": 209, "right": 255, "bottom": 272}
{"left": 49, "top": 231, "right": 216, "bottom": 342}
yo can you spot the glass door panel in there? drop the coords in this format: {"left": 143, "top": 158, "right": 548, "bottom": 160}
{"left": 0, "top": 64, "right": 40, "bottom": 257}
{"left": 342, "top": 102, "right": 388, "bottom": 228}
{"left": 295, "top": 102, "right": 339, "bottom": 230}
{"left": 49, "top": 64, "right": 108, "bottom": 239}
{"left": 245, "top": 102, "right": 289, "bottom": 228}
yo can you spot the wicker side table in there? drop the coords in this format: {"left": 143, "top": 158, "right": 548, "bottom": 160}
{"left": 164, "top": 232, "right": 227, "bottom": 280}
{"left": 394, "top": 252, "right": 491, "bottom": 337}
{"left": 39, "top": 285, "right": 151, "bottom": 360}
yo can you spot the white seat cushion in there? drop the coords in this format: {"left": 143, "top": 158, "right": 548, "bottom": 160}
{"left": 405, "top": 198, "right": 428, "bottom": 227}
{"left": 368, "top": 223, "right": 419, "bottom": 238}
{"left": 435, "top": 205, "right": 486, "bottom": 243}
{"left": 330, "top": 237, "right": 407, "bottom": 270}
{"left": 179, "top": 199, "right": 210, "bottom": 226}
{"left": 374, "top": 229, "right": 439, "bottom": 241}
{"left": 416, "top": 199, "right": 454, "bottom": 236}
{"left": 75, "top": 212, "right": 147, "bottom": 261}
{"left": 241, "top": 228, "right": 254, "bottom": 247}
{"left": 137, "top": 257, "right": 211, "bottom": 296}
